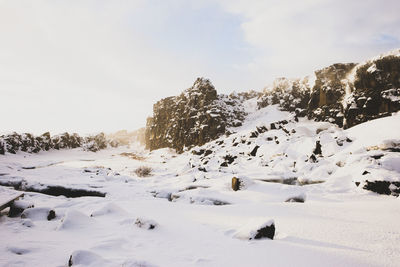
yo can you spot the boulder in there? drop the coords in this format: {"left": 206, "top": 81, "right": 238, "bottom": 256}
{"left": 232, "top": 177, "right": 241, "bottom": 191}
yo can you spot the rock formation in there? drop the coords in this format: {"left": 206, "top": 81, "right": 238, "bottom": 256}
{"left": 257, "top": 50, "right": 400, "bottom": 128}
{"left": 145, "top": 78, "right": 246, "bottom": 152}
{"left": 0, "top": 132, "right": 109, "bottom": 154}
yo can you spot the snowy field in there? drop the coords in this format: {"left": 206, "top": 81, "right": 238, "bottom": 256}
{"left": 1, "top": 105, "right": 400, "bottom": 267}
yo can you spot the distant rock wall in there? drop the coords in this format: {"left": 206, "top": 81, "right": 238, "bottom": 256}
{"left": 145, "top": 78, "right": 246, "bottom": 152}
{"left": 0, "top": 132, "right": 108, "bottom": 155}
{"left": 257, "top": 51, "right": 400, "bottom": 128}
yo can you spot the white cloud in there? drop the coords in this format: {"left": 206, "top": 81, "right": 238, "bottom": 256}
{"left": 0, "top": 0, "right": 399, "bottom": 134}
{"left": 216, "top": 0, "right": 400, "bottom": 78}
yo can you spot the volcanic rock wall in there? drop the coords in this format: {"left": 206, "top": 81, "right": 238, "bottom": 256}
{"left": 258, "top": 51, "right": 400, "bottom": 128}
{"left": 145, "top": 78, "right": 246, "bottom": 152}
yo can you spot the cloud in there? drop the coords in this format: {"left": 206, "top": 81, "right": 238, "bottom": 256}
{"left": 0, "top": 0, "right": 247, "bottom": 133}
{"left": 216, "top": 0, "right": 400, "bottom": 78}
{"left": 0, "top": 0, "right": 399, "bottom": 134}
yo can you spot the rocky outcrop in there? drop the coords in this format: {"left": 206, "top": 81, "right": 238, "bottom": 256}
{"left": 343, "top": 55, "right": 400, "bottom": 128}
{"left": 308, "top": 63, "right": 356, "bottom": 127}
{"left": 257, "top": 77, "right": 312, "bottom": 114}
{"left": 0, "top": 132, "right": 109, "bottom": 155}
{"left": 145, "top": 78, "right": 246, "bottom": 152}
{"left": 257, "top": 50, "right": 400, "bottom": 129}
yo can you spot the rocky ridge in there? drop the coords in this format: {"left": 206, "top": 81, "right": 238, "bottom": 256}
{"left": 0, "top": 132, "right": 121, "bottom": 154}
{"left": 258, "top": 50, "right": 400, "bottom": 128}
{"left": 145, "top": 78, "right": 247, "bottom": 152}
{"left": 145, "top": 50, "right": 400, "bottom": 152}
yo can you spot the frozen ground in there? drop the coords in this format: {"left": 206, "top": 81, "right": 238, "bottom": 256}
{"left": 1, "top": 105, "right": 400, "bottom": 267}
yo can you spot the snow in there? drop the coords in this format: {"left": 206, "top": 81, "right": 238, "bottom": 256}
{"left": 1, "top": 107, "right": 400, "bottom": 266}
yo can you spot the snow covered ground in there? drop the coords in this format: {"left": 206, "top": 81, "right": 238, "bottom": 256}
{"left": 1, "top": 105, "right": 400, "bottom": 267}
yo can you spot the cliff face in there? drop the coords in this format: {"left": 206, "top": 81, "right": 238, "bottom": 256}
{"left": 146, "top": 50, "right": 400, "bottom": 152}
{"left": 257, "top": 51, "right": 400, "bottom": 128}
{"left": 0, "top": 132, "right": 108, "bottom": 154}
{"left": 145, "top": 78, "right": 246, "bottom": 152}
{"left": 344, "top": 55, "right": 400, "bottom": 128}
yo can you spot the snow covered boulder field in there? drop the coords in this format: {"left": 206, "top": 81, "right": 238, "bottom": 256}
{"left": 1, "top": 103, "right": 400, "bottom": 267}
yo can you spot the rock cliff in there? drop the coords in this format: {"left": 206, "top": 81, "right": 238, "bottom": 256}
{"left": 145, "top": 78, "right": 246, "bottom": 152}
{"left": 258, "top": 50, "right": 400, "bottom": 128}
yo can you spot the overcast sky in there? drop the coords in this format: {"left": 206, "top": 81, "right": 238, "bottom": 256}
{"left": 1, "top": 0, "right": 399, "bottom": 134}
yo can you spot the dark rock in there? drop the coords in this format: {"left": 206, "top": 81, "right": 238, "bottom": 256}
{"left": 270, "top": 123, "right": 276, "bottom": 130}
{"left": 250, "top": 131, "right": 259, "bottom": 138}
{"left": 135, "top": 218, "right": 157, "bottom": 230}
{"left": 0, "top": 179, "right": 106, "bottom": 198}
{"left": 204, "top": 150, "right": 213, "bottom": 157}
{"left": 224, "top": 155, "right": 237, "bottom": 164}
{"left": 363, "top": 180, "right": 400, "bottom": 196}
{"left": 371, "top": 154, "right": 384, "bottom": 159}
{"left": 355, "top": 182, "right": 360, "bottom": 187}
{"left": 145, "top": 78, "right": 246, "bottom": 152}
{"left": 250, "top": 145, "right": 260, "bottom": 157}
{"left": 47, "top": 210, "right": 56, "bottom": 221}
{"left": 253, "top": 222, "right": 275, "bottom": 240}
{"left": 68, "top": 255, "right": 73, "bottom": 266}
{"left": 256, "top": 53, "right": 400, "bottom": 129}
{"left": 198, "top": 167, "right": 207, "bottom": 172}
{"left": 362, "top": 171, "right": 370, "bottom": 175}
{"left": 313, "top": 141, "right": 322, "bottom": 155}
{"left": 192, "top": 149, "right": 205, "bottom": 156}
{"left": 256, "top": 126, "right": 268, "bottom": 133}
{"left": 309, "top": 154, "right": 317, "bottom": 163}
{"left": 285, "top": 195, "right": 305, "bottom": 203}
{"left": 8, "top": 200, "right": 34, "bottom": 218}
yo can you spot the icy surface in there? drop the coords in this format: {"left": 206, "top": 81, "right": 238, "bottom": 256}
{"left": 1, "top": 107, "right": 400, "bottom": 266}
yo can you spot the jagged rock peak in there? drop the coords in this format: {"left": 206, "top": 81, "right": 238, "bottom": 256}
{"left": 145, "top": 77, "right": 247, "bottom": 152}
{"left": 257, "top": 50, "right": 400, "bottom": 128}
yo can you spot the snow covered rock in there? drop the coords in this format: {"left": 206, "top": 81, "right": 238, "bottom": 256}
{"left": 363, "top": 181, "right": 400, "bottom": 197}
{"left": 21, "top": 207, "right": 56, "bottom": 221}
{"left": 235, "top": 219, "right": 276, "bottom": 240}
{"left": 145, "top": 77, "right": 247, "bottom": 152}
{"left": 257, "top": 51, "right": 400, "bottom": 129}
{"left": 68, "top": 250, "right": 110, "bottom": 267}
{"left": 58, "top": 210, "right": 92, "bottom": 230}
{"left": 8, "top": 200, "right": 34, "bottom": 217}
{"left": 232, "top": 177, "right": 241, "bottom": 191}
{"left": 135, "top": 218, "right": 158, "bottom": 230}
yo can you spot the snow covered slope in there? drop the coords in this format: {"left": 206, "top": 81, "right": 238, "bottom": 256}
{"left": 1, "top": 105, "right": 400, "bottom": 267}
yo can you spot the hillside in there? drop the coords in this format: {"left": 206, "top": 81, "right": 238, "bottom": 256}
{"left": 0, "top": 49, "right": 400, "bottom": 267}
{"left": 146, "top": 49, "right": 400, "bottom": 152}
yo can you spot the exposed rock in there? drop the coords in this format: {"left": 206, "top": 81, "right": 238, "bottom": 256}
{"left": 0, "top": 131, "right": 119, "bottom": 155}
{"left": 313, "top": 141, "right": 322, "bottom": 156}
{"left": 258, "top": 77, "right": 312, "bottom": 112}
{"left": 363, "top": 180, "right": 400, "bottom": 196}
{"left": 0, "top": 179, "right": 106, "bottom": 198}
{"left": 285, "top": 195, "right": 306, "bottom": 203}
{"left": 47, "top": 210, "right": 56, "bottom": 221}
{"left": 250, "top": 145, "right": 260, "bottom": 157}
{"left": 232, "top": 177, "right": 241, "bottom": 191}
{"left": 135, "top": 218, "right": 157, "bottom": 230}
{"left": 145, "top": 78, "right": 247, "bottom": 152}
{"left": 21, "top": 207, "right": 55, "bottom": 221}
{"left": 256, "top": 52, "right": 400, "bottom": 129}
{"left": 8, "top": 200, "right": 34, "bottom": 218}
{"left": 252, "top": 221, "right": 275, "bottom": 240}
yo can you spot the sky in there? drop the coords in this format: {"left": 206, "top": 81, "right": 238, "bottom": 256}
{"left": 1, "top": 0, "right": 400, "bottom": 134}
